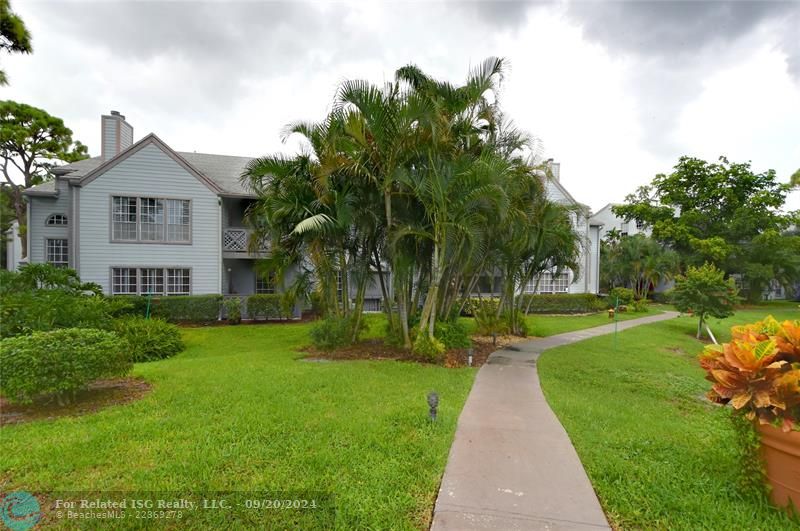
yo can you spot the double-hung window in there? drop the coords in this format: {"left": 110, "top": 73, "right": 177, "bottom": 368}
{"left": 255, "top": 272, "right": 276, "bottom": 294}
{"left": 111, "top": 196, "right": 190, "bottom": 243}
{"left": 111, "top": 267, "right": 191, "bottom": 295}
{"left": 46, "top": 238, "right": 68, "bottom": 267}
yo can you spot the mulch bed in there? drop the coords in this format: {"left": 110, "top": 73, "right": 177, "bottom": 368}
{"left": 0, "top": 377, "right": 152, "bottom": 426}
{"left": 302, "top": 334, "right": 529, "bottom": 368}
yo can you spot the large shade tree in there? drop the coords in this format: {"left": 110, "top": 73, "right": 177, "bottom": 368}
{"left": 614, "top": 156, "right": 799, "bottom": 301}
{"left": 0, "top": 0, "right": 32, "bottom": 85}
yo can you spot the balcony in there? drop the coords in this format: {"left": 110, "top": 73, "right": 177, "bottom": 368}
{"left": 222, "top": 228, "right": 268, "bottom": 257}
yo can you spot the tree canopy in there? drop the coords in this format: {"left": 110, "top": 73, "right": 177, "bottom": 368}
{"left": 0, "top": 0, "right": 32, "bottom": 85}
{"left": 242, "top": 58, "right": 583, "bottom": 353}
{"left": 614, "top": 156, "right": 799, "bottom": 301}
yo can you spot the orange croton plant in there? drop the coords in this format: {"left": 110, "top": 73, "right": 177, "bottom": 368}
{"left": 699, "top": 316, "right": 800, "bottom": 432}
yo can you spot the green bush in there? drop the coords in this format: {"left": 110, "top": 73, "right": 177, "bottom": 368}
{"left": 518, "top": 293, "right": 606, "bottom": 314}
{"left": 224, "top": 297, "right": 242, "bottom": 324}
{"left": 651, "top": 289, "right": 674, "bottom": 304}
{"left": 109, "top": 295, "right": 150, "bottom": 317}
{"left": 246, "top": 294, "right": 284, "bottom": 320}
{"left": 309, "top": 315, "right": 365, "bottom": 350}
{"left": 150, "top": 295, "right": 222, "bottom": 322}
{"left": 113, "top": 316, "right": 184, "bottom": 362}
{"left": 434, "top": 320, "right": 472, "bottom": 349}
{"left": 607, "top": 287, "right": 635, "bottom": 307}
{"left": 471, "top": 299, "right": 506, "bottom": 336}
{"left": 412, "top": 333, "right": 446, "bottom": 363}
{"left": 1, "top": 290, "right": 117, "bottom": 338}
{"left": 630, "top": 298, "right": 650, "bottom": 313}
{"left": 0, "top": 328, "right": 131, "bottom": 404}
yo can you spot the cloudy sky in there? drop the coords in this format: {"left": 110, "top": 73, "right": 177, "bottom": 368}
{"left": 4, "top": 0, "right": 799, "bottom": 211}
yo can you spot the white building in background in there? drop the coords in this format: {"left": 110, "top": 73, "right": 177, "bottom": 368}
{"left": 589, "top": 203, "right": 650, "bottom": 240}
{"left": 4, "top": 220, "right": 24, "bottom": 271}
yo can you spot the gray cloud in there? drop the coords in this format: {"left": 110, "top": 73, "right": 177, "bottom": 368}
{"left": 566, "top": 1, "right": 798, "bottom": 66}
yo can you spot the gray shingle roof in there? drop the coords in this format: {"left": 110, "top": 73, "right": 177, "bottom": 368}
{"left": 50, "top": 151, "right": 257, "bottom": 197}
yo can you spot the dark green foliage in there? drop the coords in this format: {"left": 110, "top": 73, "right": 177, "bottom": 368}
{"left": 0, "top": 328, "right": 131, "bottom": 404}
{"left": 0, "top": 0, "right": 33, "bottom": 85}
{"left": 434, "top": 320, "right": 471, "bottom": 349}
{"left": 521, "top": 293, "right": 607, "bottom": 314}
{"left": 149, "top": 295, "right": 222, "bottom": 322}
{"left": 309, "top": 315, "right": 366, "bottom": 350}
{"left": 651, "top": 289, "right": 674, "bottom": 304}
{"left": 614, "top": 156, "right": 799, "bottom": 301}
{"left": 608, "top": 287, "right": 635, "bottom": 307}
{"left": 223, "top": 297, "right": 242, "bottom": 324}
{"left": 471, "top": 299, "right": 505, "bottom": 335}
{"left": 109, "top": 295, "right": 150, "bottom": 317}
{"left": 1, "top": 290, "right": 117, "bottom": 337}
{"left": 630, "top": 298, "right": 650, "bottom": 313}
{"left": 246, "top": 294, "right": 285, "bottom": 320}
{"left": 672, "top": 263, "right": 739, "bottom": 338}
{"left": 112, "top": 316, "right": 184, "bottom": 362}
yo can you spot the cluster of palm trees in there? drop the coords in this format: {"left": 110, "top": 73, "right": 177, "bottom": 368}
{"left": 241, "top": 57, "right": 582, "bottom": 352}
{"left": 600, "top": 232, "right": 681, "bottom": 299}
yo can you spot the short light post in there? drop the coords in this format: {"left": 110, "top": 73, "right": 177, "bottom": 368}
{"left": 427, "top": 391, "right": 439, "bottom": 422}
{"left": 467, "top": 348, "right": 474, "bottom": 367}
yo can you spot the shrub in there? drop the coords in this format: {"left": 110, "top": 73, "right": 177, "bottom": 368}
{"left": 150, "top": 295, "right": 222, "bottom": 322}
{"left": 113, "top": 316, "right": 184, "bottom": 362}
{"left": 0, "top": 328, "right": 131, "bottom": 405}
{"left": 472, "top": 299, "right": 506, "bottom": 336}
{"left": 224, "top": 297, "right": 242, "bottom": 324}
{"left": 699, "top": 316, "right": 800, "bottom": 431}
{"left": 435, "top": 320, "right": 472, "bottom": 349}
{"left": 518, "top": 293, "right": 607, "bottom": 314}
{"left": 1, "top": 290, "right": 116, "bottom": 338}
{"left": 607, "top": 287, "right": 635, "bottom": 307}
{"left": 309, "top": 315, "right": 365, "bottom": 350}
{"left": 651, "top": 289, "right": 674, "bottom": 304}
{"left": 413, "top": 333, "right": 446, "bottom": 363}
{"left": 630, "top": 298, "right": 650, "bottom": 313}
{"left": 246, "top": 294, "right": 284, "bottom": 320}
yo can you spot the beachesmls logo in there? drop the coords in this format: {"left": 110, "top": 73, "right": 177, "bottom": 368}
{"left": 0, "top": 491, "right": 41, "bottom": 531}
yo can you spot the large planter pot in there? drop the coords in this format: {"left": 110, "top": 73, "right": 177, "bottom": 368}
{"left": 757, "top": 422, "right": 800, "bottom": 510}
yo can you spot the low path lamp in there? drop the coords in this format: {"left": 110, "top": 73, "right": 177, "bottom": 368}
{"left": 427, "top": 391, "right": 439, "bottom": 422}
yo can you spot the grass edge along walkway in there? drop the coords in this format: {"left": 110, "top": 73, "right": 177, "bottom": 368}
{"left": 431, "top": 311, "right": 679, "bottom": 530}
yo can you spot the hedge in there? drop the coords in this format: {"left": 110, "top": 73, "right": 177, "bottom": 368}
{"left": 520, "top": 293, "right": 606, "bottom": 314}
{"left": 0, "top": 328, "right": 131, "bottom": 404}
{"left": 148, "top": 295, "right": 222, "bottom": 322}
{"left": 246, "top": 294, "right": 286, "bottom": 320}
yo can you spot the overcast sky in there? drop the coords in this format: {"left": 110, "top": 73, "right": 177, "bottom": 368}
{"left": 4, "top": 0, "right": 799, "bottom": 212}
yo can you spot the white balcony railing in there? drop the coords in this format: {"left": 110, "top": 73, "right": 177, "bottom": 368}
{"left": 222, "top": 228, "right": 268, "bottom": 253}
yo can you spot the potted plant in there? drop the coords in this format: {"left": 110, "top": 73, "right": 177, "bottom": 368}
{"left": 699, "top": 316, "right": 800, "bottom": 509}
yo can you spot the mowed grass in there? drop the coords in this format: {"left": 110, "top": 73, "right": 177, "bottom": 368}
{"left": 523, "top": 310, "right": 645, "bottom": 337}
{"left": 1, "top": 323, "right": 475, "bottom": 529}
{"left": 538, "top": 303, "right": 800, "bottom": 530}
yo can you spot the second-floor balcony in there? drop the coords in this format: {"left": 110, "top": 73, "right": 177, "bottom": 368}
{"left": 222, "top": 227, "right": 269, "bottom": 257}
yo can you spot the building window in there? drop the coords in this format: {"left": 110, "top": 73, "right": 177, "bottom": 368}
{"left": 111, "top": 196, "right": 190, "bottom": 243}
{"left": 635, "top": 220, "right": 645, "bottom": 230}
{"left": 140, "top": 268, "right": 164, "bottom": 295}
{"left": 112, "top": 196, "right": 138, "bottom": 240}
{"left": 46, "top": 214, "right": 68, "bottom": 226}
{"left": 166, "top": 268, "right": 191, "bottom": 295}
{"left": 112, "top": 267, "right": 138, "bottom": 294}
{"left": 46, "top": 238, "right": 68, "bottom": 267}
{"left": 112, "top": 267, "right": 190, "bottom": 295}
{"left": 140, "top": 198, "right": 165, "bottom": 241}
{"left": 167, "top": 199, "right": 190, "bottom": 242}
{"left": 529, "top": 271, "right": 570, "bottom": 294}
{"left": 256, "top": 272, "right": 276, "bottom": 294}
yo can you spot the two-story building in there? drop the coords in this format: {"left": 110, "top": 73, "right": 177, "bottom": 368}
{"left": 21, "top": 111, "right": 602, "bottom": 303}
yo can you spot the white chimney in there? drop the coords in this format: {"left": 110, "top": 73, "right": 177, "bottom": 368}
{"left": 101, "top": 110, "right": 134, "bottom": 160}
{"left": 545, "top": 159, "right": 561, "bottom": 182}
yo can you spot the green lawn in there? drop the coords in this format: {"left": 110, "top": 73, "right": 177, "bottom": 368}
{"left": 538, "top": 304, "right": 800, "bottom": 530}
{"left": 523, "top": 310, "right": 645, "bottom": 337}
{"left": 1, "top": 324, "right": 475, "bottom": 529}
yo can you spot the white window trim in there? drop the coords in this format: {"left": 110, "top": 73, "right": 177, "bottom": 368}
{"left": 45, "top": 238, "right": 69, "bottom": 267}
{"left": 110, "top": 266, "right": 192, "bottom": 295}
{"left": 46, "top": 213, "right": 68, "bottom": 226}
{"left": 109, "top": 195, "right": 192, "bottom": 244}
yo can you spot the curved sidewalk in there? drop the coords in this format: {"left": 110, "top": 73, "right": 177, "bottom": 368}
{"left": 431, "top": 311, "right": 680, "bottom": 530}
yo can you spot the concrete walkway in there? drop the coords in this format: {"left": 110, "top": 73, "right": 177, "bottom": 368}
{"left": 431, "top": 311, "right": 680, "bottom": 530}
